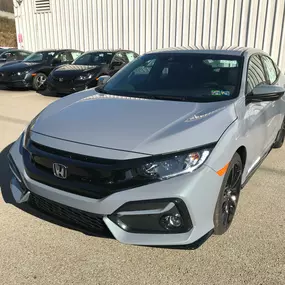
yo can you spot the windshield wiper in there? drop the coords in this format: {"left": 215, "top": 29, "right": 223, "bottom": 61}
{"left": 148, "top": 95, "right": 188, "bottom": 101}
{"left": 109, "top": 91, "right": 189, "bottom": 101}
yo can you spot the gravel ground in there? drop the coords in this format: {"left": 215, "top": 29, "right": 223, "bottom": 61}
{"left": 0, "top": 89, "right": 284, "bottom": 285}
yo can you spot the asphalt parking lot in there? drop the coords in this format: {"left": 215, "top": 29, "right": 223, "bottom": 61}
{"left": 0, "top": 88, "right": 285, "bottom": 285}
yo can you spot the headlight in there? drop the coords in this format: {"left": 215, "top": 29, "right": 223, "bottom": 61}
{"left": 138, "top": 149, "right": 212, "bottom": 180}
{"left": 22, "top": 112, "right": 42, "bottom": 149}
{"left": 76, "top": 73, "right": 93, "bottom": 80}
{"left": 12, "top": 70, "right": 29, "bottom": 76}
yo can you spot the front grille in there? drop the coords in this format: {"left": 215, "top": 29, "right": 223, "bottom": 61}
{"left": 29, "top": 193, "right": 110, "bottom": 234}
{"left": 24, "top": 141, "right": 151, "bottom": 199}
{"left": 52, "top": 76, "right": 73, "bottom": 84}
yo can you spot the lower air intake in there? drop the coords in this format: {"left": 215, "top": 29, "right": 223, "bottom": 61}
{"left": 29, "top": 193, "right": 110, "bottom": 235}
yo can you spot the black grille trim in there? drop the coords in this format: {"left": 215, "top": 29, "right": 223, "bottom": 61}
{"left": 32, "top": 142, "right": 118, "bottom": 165}
{"left": 23, "top": 141, "right": 155, "bottom": 199}
{"left": 29, "top": 193, "right": 110, "bottom": 234}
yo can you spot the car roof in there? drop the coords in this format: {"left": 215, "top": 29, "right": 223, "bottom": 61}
{"left": 83, "top": 49, "right": 135, "bottom": 54}
{"left": 34, "top": 49, "right": 82, "bottom": 53}
{"left": 0, "top": 48, "right": 18, "bottom": 54}
{"left": 146, "top": 46, "right": 266, "bottom": 57}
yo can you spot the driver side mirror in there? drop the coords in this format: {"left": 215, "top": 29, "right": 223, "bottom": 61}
{"left": 97, "top": 75, "right": 111, "bottom": 88}
{"left": 246, "top": 84, "right": 285, "bottom": 104}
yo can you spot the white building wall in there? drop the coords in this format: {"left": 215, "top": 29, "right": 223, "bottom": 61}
{"left": 14, "top": 0, "right": 285, "bottom": 70}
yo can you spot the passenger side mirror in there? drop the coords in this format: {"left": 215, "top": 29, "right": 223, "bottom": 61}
{"left": 97, "top": 75, "right": 111, "bottom": 88}
{"left": 246, "top": 85, "right": 285, "bottom": 104}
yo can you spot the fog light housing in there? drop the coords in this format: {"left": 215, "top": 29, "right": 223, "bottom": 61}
{"left": 109, "top": 198, "right": 192, "bottom": 234}
{"left": 160, "top": 214, "right": 182, "bottom": 229}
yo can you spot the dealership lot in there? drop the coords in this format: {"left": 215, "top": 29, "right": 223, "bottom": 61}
{"left": 0, "top": 89, "right": 285, "bottom": 285}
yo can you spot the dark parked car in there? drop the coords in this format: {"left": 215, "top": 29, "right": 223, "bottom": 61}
{"left": 46, "top": 49, "right": 139, "bottom": 95}
{"left": 0, "top": 49, "right": 83, "bottom": 90}
{"left": 0, "top": 48, "right": 32, "bottom": 67}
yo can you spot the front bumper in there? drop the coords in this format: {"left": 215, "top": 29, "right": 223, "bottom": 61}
{"left": 0, "top": 74, "right": 33, "bottom": 88}
{"left": 47, "top": 78, "right": 91, "bottom": 95}
{"left": 9, "top": 136, "right": 223, "bottom": 246}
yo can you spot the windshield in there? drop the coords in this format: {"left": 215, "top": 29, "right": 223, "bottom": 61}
{"left": 73, "top": 52, "right": 114, "bottom": 65}
{"left": 23, "top": 51, "right": 56, "bottom": 62}
{"left": 102, "top": 53, "right": 243, "bottom": 102}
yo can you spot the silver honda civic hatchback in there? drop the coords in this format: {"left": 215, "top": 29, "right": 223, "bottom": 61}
{"left": 8, "top": 46, "right": 285, "bottom": 248}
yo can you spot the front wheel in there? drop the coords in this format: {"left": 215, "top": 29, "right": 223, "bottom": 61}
{"left": 32, "top": 73, "right": 47, "bottom": 91}
{"left": 213, "top": 153, "right": 243, "bottom": 235}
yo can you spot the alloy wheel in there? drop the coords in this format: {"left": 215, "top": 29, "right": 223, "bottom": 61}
{"left": 36, "top": 75, "right": 47, "bottom": 89}
{"left": 221, "top": 162, "right": 242, "bottom": 228}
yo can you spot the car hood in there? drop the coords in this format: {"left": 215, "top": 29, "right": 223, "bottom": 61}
{"left": 52, "top": 64, "right": 102, "bottom": 79}
{"left": 0, "top": 60, "right": 23, "bottom": 67}
{"left": 0, "top": 61, "right": 43, "bottom": 72}
{"left": 32, "top": 90, "right": 237, "bottom": 155}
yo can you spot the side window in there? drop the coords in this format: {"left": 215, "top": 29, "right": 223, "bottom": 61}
{"left": 71, "top": 51, "right": 82, "bottom": 61}
{"left": 2, "top": 52, "right": 11, "bottom": 59}
{"left": 19, "top": 51, "right": 31, "bottom": 59}
{"left": 55, "top": 51, "right": 74, "bottom": 63}
{"left": 113, "top": 52, "right": 128, "bottom": 64}
{"left": 125, "top": 52, "right": 138, "bottom": 62}
{"left": 5, "top": 51, "right": 18, "bottom": 60}
{"left": 19, "top": 51, "right": 30, "bottom": 57}
{"left": 246, "top": 55, "right": 267, "bottom": 94}
{"left": 262, "top": 56, "right": 278, "bottom": 84}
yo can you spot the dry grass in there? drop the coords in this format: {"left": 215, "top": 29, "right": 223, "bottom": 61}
{"left": 0, "top": 16, "right": 16, "bottom": 47}
{"left": 0, "top": 0, "right": 13, "bottom": 13}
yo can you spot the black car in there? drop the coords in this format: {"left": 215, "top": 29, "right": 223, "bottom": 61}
{"left": 0, "top": 49, "right": 83, "bottom": 90}
{"left": 0, "top": 48, "right": 32, "bottom": 67}
{"left": 46, "top": 49, "right": 139, "bottom": 95}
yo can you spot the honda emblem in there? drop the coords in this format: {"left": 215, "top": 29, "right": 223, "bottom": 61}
{"left": 53, "top": 163, "right": 68, "bottom": 179}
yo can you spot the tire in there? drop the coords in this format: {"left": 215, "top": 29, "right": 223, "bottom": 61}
{"left": 32, "top": 73, "right": 47, "bottom": 91}
{"left": 213, "top": 153, "right": 243, "bottom": 235}
{"left": 272, "top": 119, "right": 285, "bottom": 148}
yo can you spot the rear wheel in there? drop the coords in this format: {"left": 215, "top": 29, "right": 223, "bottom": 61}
{"left": 272, "top": 118, "right": 285, "bottom": 148}
{"left": 214, "top": 153, "right": 243, "bottom": 235}
{"left": 32, "top": 73, "right": 47, "bottom": 91}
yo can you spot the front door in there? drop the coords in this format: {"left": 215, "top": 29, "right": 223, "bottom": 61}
{"left": 261, "top": 55, "right": 284, "bottom": 148}
{"left": 243, "top": 54, "right": 269, "bottom": 176}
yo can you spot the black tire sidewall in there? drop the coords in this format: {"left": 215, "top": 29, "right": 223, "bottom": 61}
{"left": 213, "top": 153, "right": 243, "bottom": 235}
